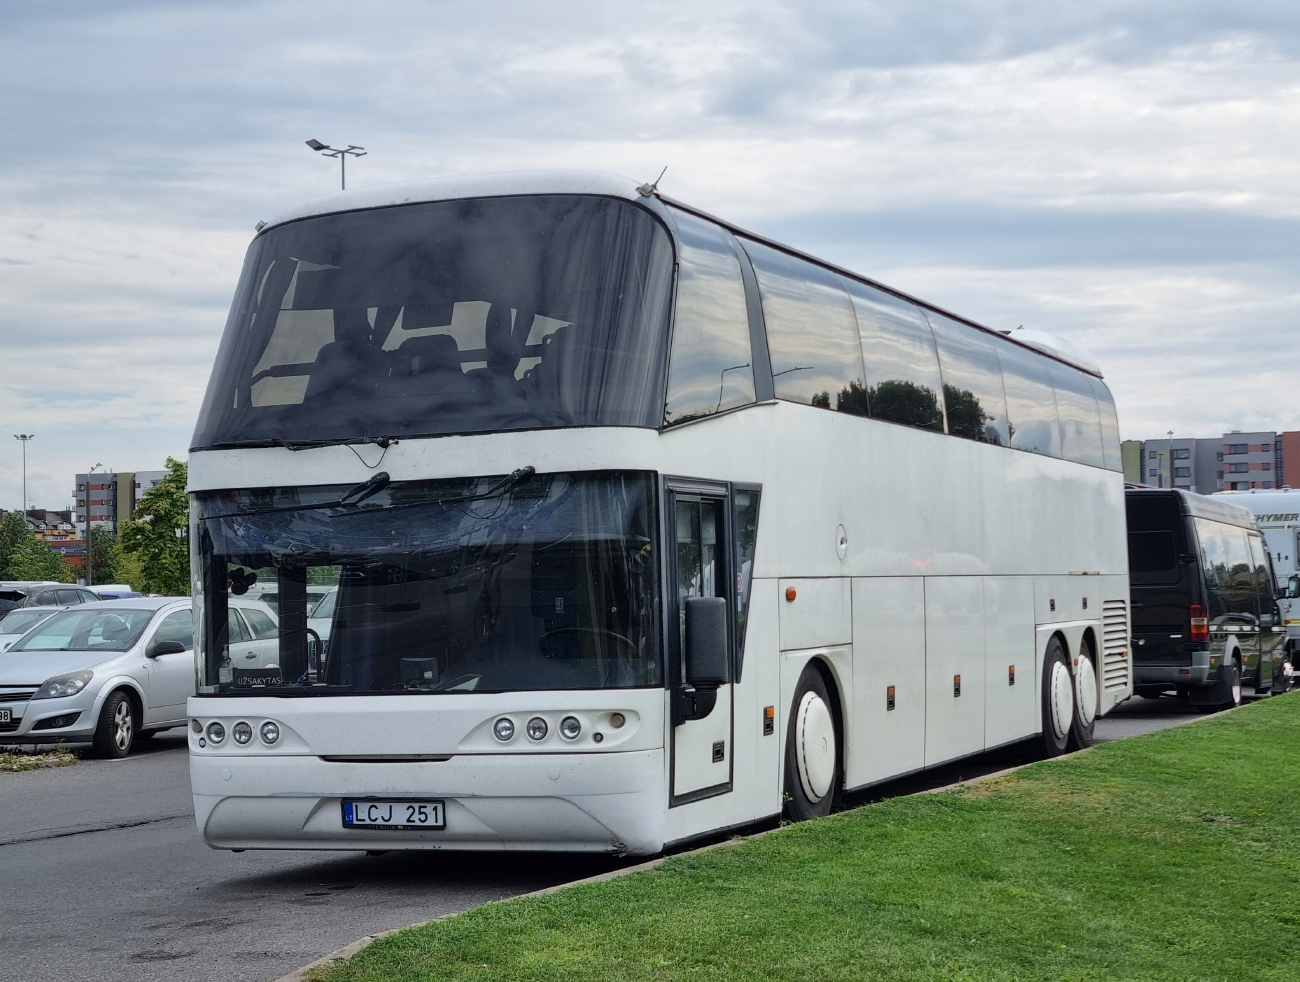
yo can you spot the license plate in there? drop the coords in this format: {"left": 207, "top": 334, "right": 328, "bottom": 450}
{"left": 0, "top": 709, "right": 9, "bottom": 723}
{"left": 342, "top": 799, "right": 445, "bottom": 831}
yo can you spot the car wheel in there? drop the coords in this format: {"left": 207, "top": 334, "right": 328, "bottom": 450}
{"left": 92, "top": 690, "right": 135, "bottom": 759}
{"left": 1224, "top": 658, "right": 1243, "bottom": 709}
{"left": 1069, "top": 639, "right": 1097, "bottom": 751}
{"left": 782, "top": 665, "right": 840, "bottom": 822}
{"left": 1040, "top": 637, "right": 1072, "bottom": 758}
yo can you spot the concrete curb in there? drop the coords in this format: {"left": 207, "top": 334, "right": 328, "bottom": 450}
{"left": 270, "top": 752, "right": 1061, "bottom": 982}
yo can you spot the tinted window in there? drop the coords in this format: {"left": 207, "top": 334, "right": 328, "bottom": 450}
{"left": 1246, "top": 534, "right": 1274, "bottom": 613}
{"left": 1051, "top": 363, "right": 1105, "bottom": 467}
{"left": 1091, "top": 378, "right": 1121, "bottom": 472}
{"left": 663, "top": 211, "right": 755, "bottom": 424}
{"left": 926, "top": 313, "right": 1009, "bottom": 445}
{"left": 995, "top": 338, "right": 1060, "bottom": 457}
{"left": 34, "top": 591, "right": 61, "bottom": 606}
{"left": 1197, "top": 520, "right": 1257, "bottom": 624}
{"left": 192, "top": 196, "right": 675, "bottom": 449}
{"left": 56, "top": 590, "right": 82, "bottom": 605}
{"left": 1128, "top": 530, "right": 1179, "bottom": 585}
{"left": 742, "top": 240, "right": 866, "bottom": 415}
{"left": 733, "top": 488, "right": 760, "bottom": 676}
{"left": 840, "top": 279, "right": 944, "bottom": 432}
{"left": 153, "top": 610, "right": 195, "bottom": 650}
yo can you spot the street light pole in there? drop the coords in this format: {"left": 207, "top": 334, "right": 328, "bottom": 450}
{"left": 12, "top": 434, "right": 33, "bottom": 521}
{"left": 305, "top": 139, "right": 367, "bottom": 190}
{"left": 85, "top": 462, "right": 103, "bottom": 587}
{"left": 1168, "top": 430, "right": 1175, "bottom": 489}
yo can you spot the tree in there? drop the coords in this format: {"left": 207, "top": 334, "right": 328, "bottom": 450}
{"left": 0, "top": 511, "right": 71, "bottom": 582}
{"left": 87, "top": 524, "right": 120, "bottom": 585}
{"left": 120, "top": 457, "right": 191, "bottom": 596}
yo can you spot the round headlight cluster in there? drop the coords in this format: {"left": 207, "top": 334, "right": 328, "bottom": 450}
{"left": 206, "top": 721, "right": 226, "bottom": 745}
{"left": 232, "top": 721, "right": 253, "bottom": 745}
{"left": 493, "top": 717, "right": 515, "bottom": 742}
{"left": 260, "top": 721, "right": 280, "bottom": 745}
{"left": 526, "top": 717, "right": 548, "bottom": 741}
{"left": 559, "top": 716, "right": 582, "bottom": 741}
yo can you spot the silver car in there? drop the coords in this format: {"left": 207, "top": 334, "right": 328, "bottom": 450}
{"left": 0, "top": 606, "right": 67, "bottom": 652}
{"left": 0, "top": 598, "right": 280, "bottom": 757}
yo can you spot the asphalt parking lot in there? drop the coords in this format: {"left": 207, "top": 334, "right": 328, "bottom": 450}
{"left": 0, "top": 693, "right": 1211, "bottom": 982}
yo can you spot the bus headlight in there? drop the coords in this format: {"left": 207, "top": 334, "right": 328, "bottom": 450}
{"left": 559, "top": 716, "right": 581, "bottom": 740}
{"left": 206, "top": 721, "right": 226, "bottom": 745}
{"left": 526, "top": 717, "right": 548, "bottom": 741}
{"left": 260, "top": 721, "right": 280, "bottom": 745}
{"left": 232, "top": 721, "right": 253, "bottom": 745}
{"left": 493, "top": 717, "right": 515, "bottom": 742}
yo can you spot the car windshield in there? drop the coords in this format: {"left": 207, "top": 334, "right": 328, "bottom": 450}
{"left": 9, "top": 608, "right": 155, "bottom": 653}
{"left": 0, "top": 609, "right": 58, "bottom": 635}
{"left": 193, "top": 471, "right": 661, "bottom": 695}
{"left": 191, "top": 194, "right": 675, "bottom": 449}
{"left": 310, "top": 590, "right": 337, "bottom": 619}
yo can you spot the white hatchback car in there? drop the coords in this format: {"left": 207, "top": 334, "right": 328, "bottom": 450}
{"left": 0, "top": 597, "right": 278, "bottom": 757}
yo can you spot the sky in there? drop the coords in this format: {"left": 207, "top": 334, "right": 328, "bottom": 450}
{"left": 2, "top": 0, "right": 1298, "bottom": 512}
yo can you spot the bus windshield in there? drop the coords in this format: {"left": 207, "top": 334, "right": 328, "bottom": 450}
{"left": 193, "top": 471, "right": 661, "bottom": 695}
{"left": 191, "top": 195, "right": 675, "bottom": 450}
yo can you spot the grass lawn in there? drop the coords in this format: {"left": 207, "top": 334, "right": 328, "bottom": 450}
{"left": 313, "top": 695, "right": 1300, "bottom": 981}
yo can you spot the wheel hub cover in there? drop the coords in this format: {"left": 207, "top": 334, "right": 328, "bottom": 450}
{"left": 1076, "top": 656, "right": 1097, "bottom": 727}
{"left": 1050, "top": 662, "right": 1074, "bottom": 740}
{"left": 795, "top": 691, "right": 835, "bottom": 802}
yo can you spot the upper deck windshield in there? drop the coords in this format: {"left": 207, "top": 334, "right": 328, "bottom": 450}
{"left": 193, "top": 471, "right": 661, "bottom": 695}
{"left": 191, "top": 195, "right": 675, "bottom": 450}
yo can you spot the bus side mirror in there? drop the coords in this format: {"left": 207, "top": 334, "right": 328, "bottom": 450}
{"left": 684, "top": 596, "right": 730, "bottom": 687}
{"left": 1289, "top": 575, "right": 1300, "bottom": 600}
{"left": 676, "top": 597, "right": 729, "bottom": 724}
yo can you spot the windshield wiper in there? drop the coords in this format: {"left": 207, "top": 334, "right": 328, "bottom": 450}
{"left": 206, "top": 472, "right": 392, "bottom": 520}
{"left": 205, "top": 437, "right": 399, "bottom": 452}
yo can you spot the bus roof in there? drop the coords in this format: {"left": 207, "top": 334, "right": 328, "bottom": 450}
{"left": 260, "top": 168, "right": 1104, "bottom": 378}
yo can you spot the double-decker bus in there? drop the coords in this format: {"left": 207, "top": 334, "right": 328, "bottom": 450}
{"left": 187, "top": 171, "right": 1131, "bottom": 855}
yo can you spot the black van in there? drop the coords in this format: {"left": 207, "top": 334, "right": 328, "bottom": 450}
{"left": 1127, "top": 488, "right": 1286, "bottom": 708}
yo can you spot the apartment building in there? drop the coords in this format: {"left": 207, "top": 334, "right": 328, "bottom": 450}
{"left": 1127, "top": 430, "right": 1296, "bottom": 493}
{"left": 72, "top": 470, "right": 167, "bottom": 531}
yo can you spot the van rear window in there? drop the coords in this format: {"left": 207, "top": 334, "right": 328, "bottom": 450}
{"left": 1128, "top": 530, "right": 1179, "bottom": 585}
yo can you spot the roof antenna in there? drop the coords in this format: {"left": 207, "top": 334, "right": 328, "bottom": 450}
{"left": 637, "top": 166, "right": 668, "bottom": 198}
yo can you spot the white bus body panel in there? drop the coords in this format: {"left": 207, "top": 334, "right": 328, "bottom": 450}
{"left": 190, "top": 402, "right": 1130, "bottom": 853}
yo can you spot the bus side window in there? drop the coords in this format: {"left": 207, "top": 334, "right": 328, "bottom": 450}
{"left": 1194, "top": 519, "right": 1229, "bottom": 622}
{"left": 1050, "top": 362, "right": 1105, "bottom": 468}
{"left": 1091, "top": 377, "right": 1123, "bottom": 472}
{"left": 995, "top": 338, "right": 1060, "bottom": 457}
{"left": 840, "top": 278, "right": 944, "bottom": 433}
{"left": 732, "top": 488, "right": 760, "bottom": 679}
{"left": 740, "top": 239, "right": 866, "bottom": 416}
{"left": 663, "top": 211, "right": 755, "bottom": 425}
{"left": 926, "top": 312, "right": 1010, "bottom": 446}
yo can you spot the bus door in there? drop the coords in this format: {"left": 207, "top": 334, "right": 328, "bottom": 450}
{"left": 668, "top": 485, "right": 734, "bottom": 805}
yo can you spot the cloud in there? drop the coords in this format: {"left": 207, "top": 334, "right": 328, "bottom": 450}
{"left": 2, "top": 0, "right": 1299, "bottom": 510}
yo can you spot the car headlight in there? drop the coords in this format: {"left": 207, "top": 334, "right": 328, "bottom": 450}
{"left": 32, "top": 670, "right": 93, "bottom": 700}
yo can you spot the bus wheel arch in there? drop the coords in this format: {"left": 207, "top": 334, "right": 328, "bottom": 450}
{"left": 782, "top": 658, "right": 844, "bottom": 822}
{"left": 1039, "top": 633, "right": 1073, "bottom": 758}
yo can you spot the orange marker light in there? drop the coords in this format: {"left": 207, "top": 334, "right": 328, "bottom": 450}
{"left": 785, "top": 586, "right": 797, "bottom": 602}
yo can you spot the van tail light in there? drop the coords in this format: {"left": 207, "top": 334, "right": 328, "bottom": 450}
{"left": 1190, "top": 604, "right": 1209, "bottom": 643}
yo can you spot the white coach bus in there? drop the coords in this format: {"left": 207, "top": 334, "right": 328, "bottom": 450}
{"left": 187, "top": 171, "right": 1131, "bottom": 855}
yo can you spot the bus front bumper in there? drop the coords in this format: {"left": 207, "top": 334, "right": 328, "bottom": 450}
{"left": 190, "top": 748, "right": 666, "bottom": 856}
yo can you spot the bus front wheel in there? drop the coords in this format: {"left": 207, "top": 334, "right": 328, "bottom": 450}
{"left": 782, "top": 665, "right": 840, "bottom": 822}
{"left": 1040, "top": 638, "right": 1072, "bottom": 758}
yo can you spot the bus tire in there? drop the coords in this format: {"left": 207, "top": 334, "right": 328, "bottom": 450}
{"left": 1040, "top": 638, "right": 1072, "bottom": 758}
{"left": 1069, "top": 639, "right": 1097, "bottom": 751}
{"left": 782, "top": 665, "right": 840, "bottom": 822}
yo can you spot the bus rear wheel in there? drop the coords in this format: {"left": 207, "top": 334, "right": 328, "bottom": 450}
{"left": 1040, "top": 638, "right": 1072, "bottom": 758}
{"left": 1069, "top": 639, "right": 1097, "bottom": 751}
{"left": 782, "top": 666, "right": 840, "bottom": 822}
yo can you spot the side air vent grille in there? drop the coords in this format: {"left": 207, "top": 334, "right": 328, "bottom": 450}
{"left": 1102, "top": 599, "right": 1129, "bottom": 689}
